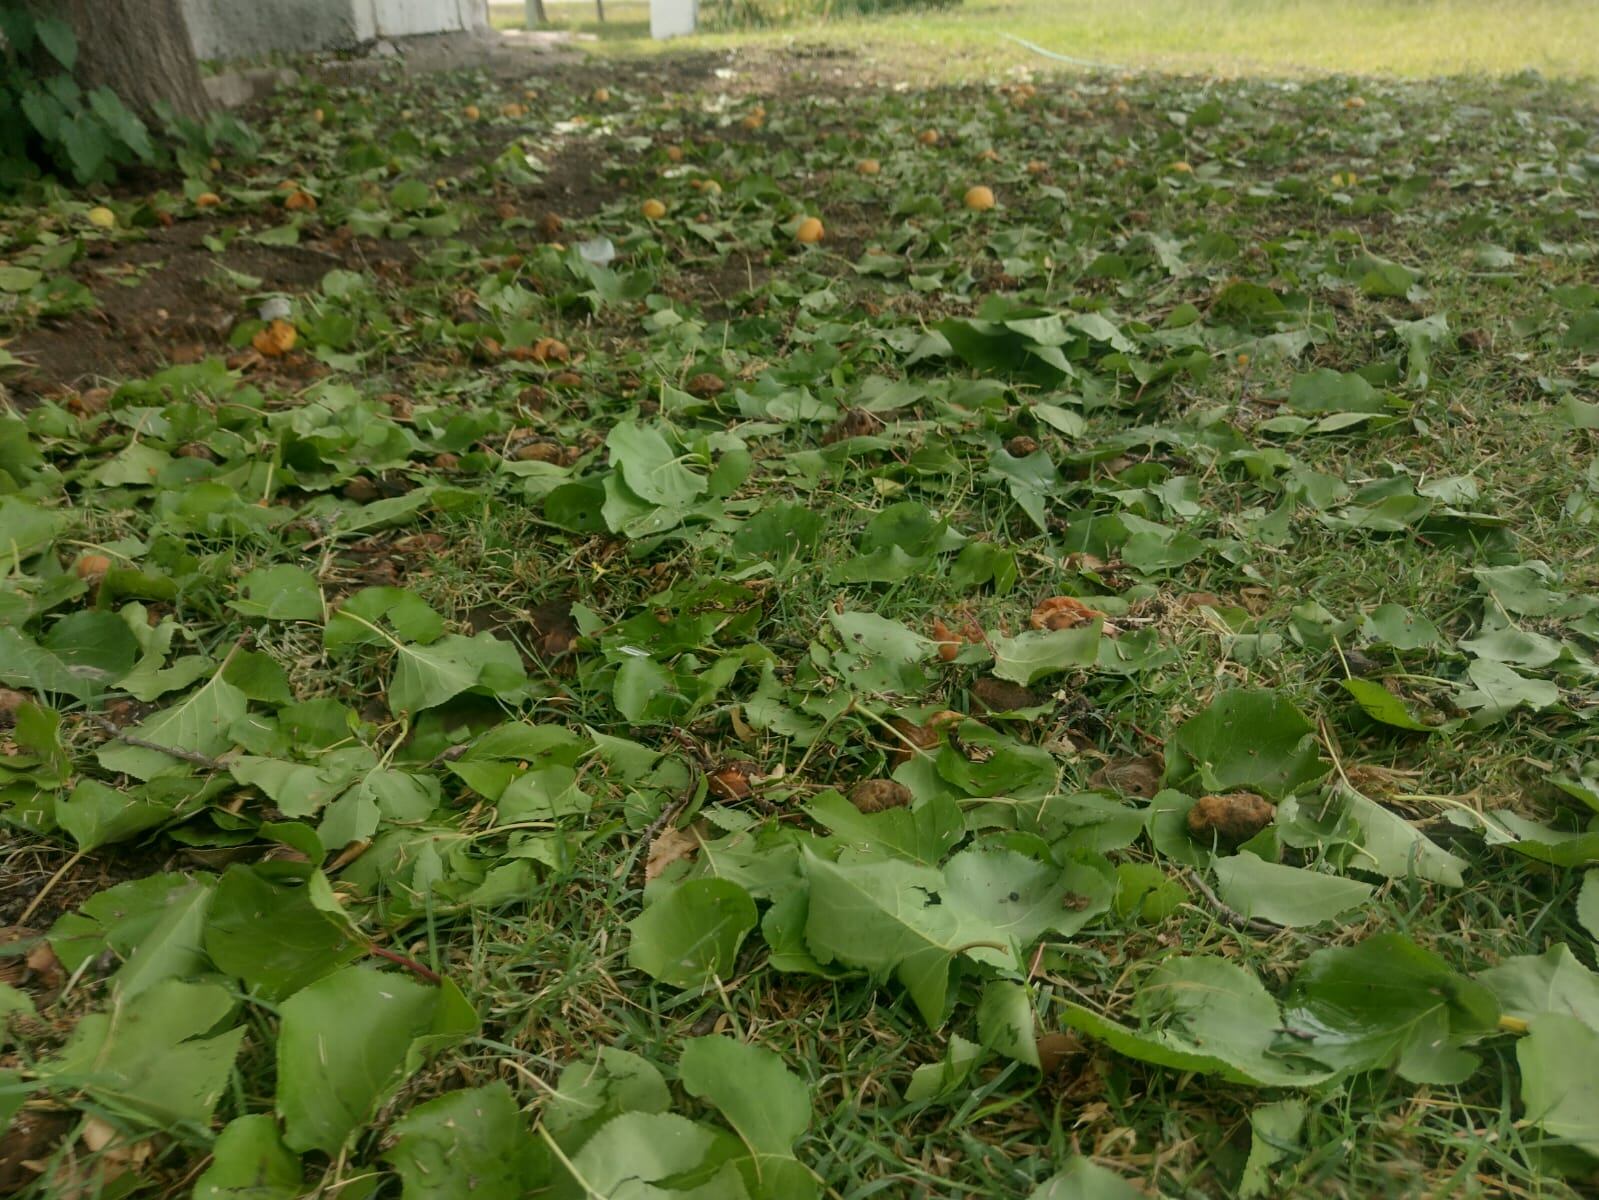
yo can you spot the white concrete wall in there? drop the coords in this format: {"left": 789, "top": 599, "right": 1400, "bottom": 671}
{"left": 185, "top": 0, "right": 487, "bottom": 61}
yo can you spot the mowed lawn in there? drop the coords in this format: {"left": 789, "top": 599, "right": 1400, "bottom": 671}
{"left": 494, "top": 0, "right": 1599, "bottom": 79}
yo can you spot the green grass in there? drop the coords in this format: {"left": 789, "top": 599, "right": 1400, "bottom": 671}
{"left": 2, "top": 26, "right": 1599, "bottom": 1200}
{"left": 494, "top": 0, "right": 1599, "bottom": 79}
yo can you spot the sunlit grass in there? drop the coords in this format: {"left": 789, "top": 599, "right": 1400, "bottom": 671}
{"left": 491, "top": 0, "right": 1599, "bottom": 81}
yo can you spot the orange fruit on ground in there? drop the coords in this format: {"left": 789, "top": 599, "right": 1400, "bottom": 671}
{"left": 857, "top": 158, "right": 881, "bottom": 175}
{"left": 1026, "top": 160, "right": 1046, "bottom": 175}
{"left": 1345, "top": 96, "right": 1366, "bottom": 109}
{"left": 74, "top": 554, "right": 112, "bottom": 582}
{"left": 196, "top": 192, "right": 222, "bottom": 208}
{"left": 963, "top": 185, "right": 996, "bottom": 211}
{"left": 252, "top": 319, "right": 298, "bottom": 358}
{"left": 641, "top": 199, "right": 667, "bottom": 220}
{"left": 463, "top": 104, "right": 480, "bottom": 120}
{"left": 978, "top": 148, "right": 1000, "bottom": 162}
{"left": 665, "top": 145, "right": 684, "bottom": 162}
{"left": 795, "top": 217, "right": 824, "bottom": 244}
{"left": 284, "top": 189, "right": 316, "bottom": 211}
{"left": 918, "top": 129, "right": 940, "bottom": 145}
{"left": 593, "top": 88, "right": 611, "bottom": 103}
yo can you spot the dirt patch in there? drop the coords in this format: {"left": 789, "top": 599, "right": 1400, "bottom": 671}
{"left": 0, "top": 841, "right": 179, "bottom": 930}
{"left": 0, "top": 45, "right": 852, "bottom": 405}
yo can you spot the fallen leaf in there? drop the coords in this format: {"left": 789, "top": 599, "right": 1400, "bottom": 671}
{"left": 645, "top": 825, "right": 701, "bottom": 881}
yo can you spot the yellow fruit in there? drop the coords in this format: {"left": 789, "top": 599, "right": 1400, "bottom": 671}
{"left": 1168, "top": 160, "right": 1193, "bottom": 174}
{"left": 1345, "top": 96, "right": 1366, "bottom": 109}
{"left": 977, "top": 148, "right": 1000, "bottom": 162}
{"left": 593, "top": 87, "right": 611, "bottom": 103}
{"left": 252, "top": 319, "right": 298, "bottom": 358}
{"left": 700, "top": 179, "right": 721, "bottom": 196}
{"left": 665, "top": 145, "right": 684, "bottom": 162}
{"left": 463, "top": 104, "right": 481, "bottom": 120}
{"left": 1026, "top": 160, "right": 1046, "bottom": 175}
{"left": 195, "top": 192, "right": 222, "bottom": 208}
{"left": 963, "top": 185, "right": 996, "bottom": 211}
{"left": 312, "top": 107, "right": 325, "bottom": 123}
{"left": 87, "top": 206, "right": 116, "bottom": 229}
{"left": 207, "top": 157, "right": 221, "bottom": 171}
{"left": 795, "top": 217, "right": 824, "bottom": 244}
{"left": 857, "top": 158, "right": 881, "bottom": 175}
{"left": 641, "top": 199, "right": 667, "bottom": 220}
{"left": 501, "top": 102, "right": 525, "bottom": 118}
{"left": 918, "top": 129, "right": 940, "bottom": 146}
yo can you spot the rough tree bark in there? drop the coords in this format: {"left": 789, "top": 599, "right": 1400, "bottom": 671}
{"left": 55, "top": 0, "right": 209, "bottom": 121}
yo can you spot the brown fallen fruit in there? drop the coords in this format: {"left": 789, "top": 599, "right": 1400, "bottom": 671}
{"left": 1031, "top": 595, "right": 1103, "bottom": 631}
{"left": 685, "top": 372, "right": 726, "bottom": 398}
{"left": 1005, "top": 434, "right": 1039, "bottom": 457}
{"left": 1035, "top": 1030, "right": 1082, "bottom": 1075}
{"left": 708, "top": 761, "right": 757, "bottom": 802}
{"left": 971, "top": 677, "right": 1042, "bottom": 713}
{"left": 888, "top": 711, "right": 962, "bottom": 767}
{"left": 513, "top": 441, "right": 566, "bottom": 464}
{"left": 536, "top": 212, "right": 564, "bottom": 241}
{"left": 849, "top": 779, "right": 913, "bottom": 813}
{"left": 820, "top": 408, "right": 884, "bottom": 445}
{"left": 528, "top": 337, "right": 570, "bottom": 364}
{"left": 0, "top": 687, "right": 31, "bottom": 718}
{"left": 1088, "top": 755, "right": 1164, "bottom": 800}
{"left": 74, "top": 554, "right": 112, "bottom": 584}
{"left": 1187, "top": 792, "right": 1275, "bottom": 843}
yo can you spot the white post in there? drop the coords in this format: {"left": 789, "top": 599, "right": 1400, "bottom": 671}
{"left": 650, "top": 0, "right": 697, "bottom": 39}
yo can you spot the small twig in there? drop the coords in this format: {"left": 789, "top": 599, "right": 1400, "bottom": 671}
{"left": 366, "top": 943, "right": 442, "bottom": 985}
{"left": 1183, "top": 868, "right": 1282, "bottom": 936}
{"left": 91, "top": 716, "right": 226, "bottom": 770}
{"left": 17, "top": 850, "right": 84, "bottom": 926}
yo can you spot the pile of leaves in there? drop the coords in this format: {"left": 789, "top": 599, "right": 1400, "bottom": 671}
{"left": 1, "top": 41, "right": 1598, "bottom": 1200}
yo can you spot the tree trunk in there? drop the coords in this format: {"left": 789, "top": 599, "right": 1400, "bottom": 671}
{"left": 57, "top": 0, "right": 209, "bottom": 122}
{"left": 526, "top": 0, "right": 548, "bottom": 25}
